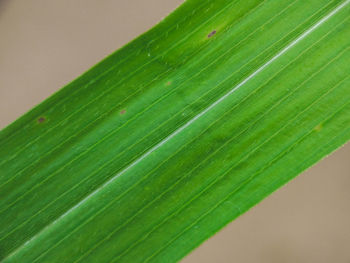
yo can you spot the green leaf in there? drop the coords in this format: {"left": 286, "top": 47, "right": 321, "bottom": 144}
{"left": 1, "top": 0, "right": 349, "bottom": 262}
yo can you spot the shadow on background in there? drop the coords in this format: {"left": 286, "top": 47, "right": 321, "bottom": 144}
{"left": 0, "top": 0, "right": 9, "bottom": 15}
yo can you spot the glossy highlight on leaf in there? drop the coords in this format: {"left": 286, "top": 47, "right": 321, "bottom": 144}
{"left": 0, "top": 0, "right": 350, "bottom": 262}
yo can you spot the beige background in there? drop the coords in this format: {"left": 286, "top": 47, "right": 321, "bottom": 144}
{"left": 0, "top": 0, "right": 349, "bottom": 262}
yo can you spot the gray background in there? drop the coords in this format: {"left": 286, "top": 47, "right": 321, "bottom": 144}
{"left": 0, "top": 0, "right": 349, "bottom": 262}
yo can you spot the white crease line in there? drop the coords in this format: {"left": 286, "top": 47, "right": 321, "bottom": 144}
{"left": 6, "top": 0, "right": 349, "bottom": 259}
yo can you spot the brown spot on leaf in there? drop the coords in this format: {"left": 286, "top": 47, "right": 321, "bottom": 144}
{"left": 314, "top": 124, "right": 322, "bottom": 131}
{"left": 166, "top": 81, "right": 172, "bottom": 86}
{"left": 37, "top": 117, "right": 46, "bottom": 123}
{"left": 208, "top": 30, "right": 217, "bottom": 38}
{"left": 120, "top": 109, "right": 126, "bottom": 115}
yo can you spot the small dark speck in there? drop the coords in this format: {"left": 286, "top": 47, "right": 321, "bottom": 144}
{"left": 208, "top": 30, "right": 217, "bottom": 38}
{"left": 37, "top": 117, "right": 46, "bottom": 123}
{"left": 120, "top": 109, "right": 126, "bottom": 115}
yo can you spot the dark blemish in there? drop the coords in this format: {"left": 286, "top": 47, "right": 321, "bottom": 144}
{"left": 166, "top": 81, "right": 172, "bottom": 86}
{"left": 120, "top": 109, "right": 126, "bottom": 115}
{"left": 208, "top": 30, "right": 217, "bottom": 38}
{"left": 37, "top": 117, "right": 46, "bottom": 123}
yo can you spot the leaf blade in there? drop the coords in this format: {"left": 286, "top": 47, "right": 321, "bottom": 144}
{"left": 1, "top": 0, "right": 350, "bottom": 262}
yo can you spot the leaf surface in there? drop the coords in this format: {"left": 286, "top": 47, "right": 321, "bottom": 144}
{"left": 0, "top": 0, "right": 350, "bottom": 262}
